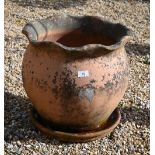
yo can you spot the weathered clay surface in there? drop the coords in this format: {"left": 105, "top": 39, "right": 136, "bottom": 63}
{"left": 22, "top": 15, "right": 132, "bottom": 131}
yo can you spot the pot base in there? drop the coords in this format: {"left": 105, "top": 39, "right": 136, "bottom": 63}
{"left": 30, "top": 108, "right": 121, "bottom": 142}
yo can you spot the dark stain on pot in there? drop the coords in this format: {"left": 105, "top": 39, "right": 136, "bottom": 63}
{"left": 85, "top": 83, "right": 96, "bottom": 89}
{"left": 114, "top": 70, "right": 128, "bottom": 80}
{"left": 52, "top": 87, "right": 59, "bottom": 99}
{"left": 90, "top": 79, "right": 96, "bottom": 83}
{"left": 51, "top": 68, "right": 83, "bottom": 102}
{"left": 60, "top": 70, "right": 78, "bottom": 101}
{"left": 51, "top": 66, "right": 128, "bottom": 102}
{"left": 104, "top": 81, "right": 113, "bottom": 89}
{"left": 52, "top": 72, "right": 58, "bottom": 84}
{"left": 102, "top": 76, "right": 105, "bottom": 81}
{"left": 52, "top": 78, "right": 56, "bottom": 84}
{"left": 98, "top": 69, "right": 129, "bottom": 95}
{"left": 55, "top": 72, "right": 59, "bottom": 76}
{"left": 49, "top": 101, "right": 52, "bottom": 104}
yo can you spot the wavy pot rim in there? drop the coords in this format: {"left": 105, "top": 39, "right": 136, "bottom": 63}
{"left": 22, "top": 14, "right": 134, "bottom": 52}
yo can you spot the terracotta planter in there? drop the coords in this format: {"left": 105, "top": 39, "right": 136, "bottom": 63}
{"left": 22, "top": 15, "right": 133, "bottom": 133}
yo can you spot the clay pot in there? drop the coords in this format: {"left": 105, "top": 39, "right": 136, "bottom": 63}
{"left": 22, "top": 14, "right": 133, "bottom": 132}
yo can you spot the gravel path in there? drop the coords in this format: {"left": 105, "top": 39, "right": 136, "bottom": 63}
{"left": 4, "top": 0, "right": 150, "bottom": 154}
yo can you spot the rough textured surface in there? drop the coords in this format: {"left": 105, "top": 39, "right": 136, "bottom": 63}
{"left": 5, "top": 0, "right": 149, "bottom": 154}
{"left": 22, "top": 36, "right": 129, "bottom": 131}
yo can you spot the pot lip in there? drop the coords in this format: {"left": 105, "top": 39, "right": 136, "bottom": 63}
{"left": 22, "top": 14, "right": 134, "bottom": 51}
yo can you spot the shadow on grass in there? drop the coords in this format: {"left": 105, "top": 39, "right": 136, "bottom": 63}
{"left": 9, "top": 0, "right": 88, "bottom": 10}
{"left": 4, "top": 91, "right": 150, "bottom": 144}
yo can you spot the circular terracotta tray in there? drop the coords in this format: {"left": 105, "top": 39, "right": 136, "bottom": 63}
{"left": 30, "top": 108, "right": 121, "bottom": 142}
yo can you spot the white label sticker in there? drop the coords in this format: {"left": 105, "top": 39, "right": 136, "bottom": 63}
{"left": 78, "top": 70, "right": 89, "bottom": 77}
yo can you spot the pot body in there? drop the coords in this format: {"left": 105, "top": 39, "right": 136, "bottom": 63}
{"left": 22, "top": 44, "right": 129, "bottom": 131}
